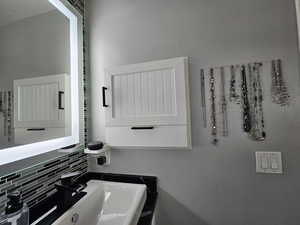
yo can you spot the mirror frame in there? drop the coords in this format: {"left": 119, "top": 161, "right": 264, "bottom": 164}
{"left": 296, "top": 0, "right": 300, "bottom": 47}
{"left": 0, "top": 0, "right": 84, "bottom": 165}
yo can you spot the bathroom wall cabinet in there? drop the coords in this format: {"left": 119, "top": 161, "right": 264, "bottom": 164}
{"left": 103, "top": 57, "right": 191, "bottom": 149}
{"left": 13, "top": 74, "right": 71, "bottom": 144}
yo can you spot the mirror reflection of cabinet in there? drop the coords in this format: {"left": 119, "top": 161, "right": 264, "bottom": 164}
{"left": 14, "top": 74, "right": 71, "bottom": 145}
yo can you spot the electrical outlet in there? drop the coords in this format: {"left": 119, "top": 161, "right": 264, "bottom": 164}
{"left": 255, "top": 152, "right": 283, "bottom": 174}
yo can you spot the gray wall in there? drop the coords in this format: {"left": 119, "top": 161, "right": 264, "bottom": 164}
{"left": 0, "top": 9, "right": 70, "bottom": 90}
{"left": 87, "top": 0, "right": 300, "bottom": 225}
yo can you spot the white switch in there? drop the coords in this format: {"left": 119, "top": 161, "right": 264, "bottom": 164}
{"left": 255, "top": 152, "right": 283, "bottom": 174}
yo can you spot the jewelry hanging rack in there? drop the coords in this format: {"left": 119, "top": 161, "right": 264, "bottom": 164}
{"left": 199, "top": 58, "right": 286, "bottom": 145}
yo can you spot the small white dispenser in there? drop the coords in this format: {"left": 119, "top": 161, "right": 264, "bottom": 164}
{"left": 84, "top": 141, "right": 111, "bottom": 166}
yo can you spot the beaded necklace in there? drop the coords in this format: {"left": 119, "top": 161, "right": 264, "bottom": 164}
{"left": 209, "top": 68, "right": 218, "bottom": 145}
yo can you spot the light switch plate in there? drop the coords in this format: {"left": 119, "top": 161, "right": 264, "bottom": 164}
{"left": 255, "top": 152, "right": 283, "bottom": 174}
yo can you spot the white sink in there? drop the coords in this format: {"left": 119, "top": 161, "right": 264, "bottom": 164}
{"left": 98, "top": 181, "right": 147, "bottom": 225}
{"left": 33, "top": 180, "right": 147, "bottom": 225}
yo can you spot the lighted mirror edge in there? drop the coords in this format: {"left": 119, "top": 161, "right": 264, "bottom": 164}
{"left": 0, "top": 0, "right": 81, "bottom": 166}
{"left": 295, "top": 0, "right": 300, "bottom": 51}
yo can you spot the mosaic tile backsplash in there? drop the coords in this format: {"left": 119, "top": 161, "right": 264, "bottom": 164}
{"left": 0, "top": 151, "right": 87, "bottom": 213}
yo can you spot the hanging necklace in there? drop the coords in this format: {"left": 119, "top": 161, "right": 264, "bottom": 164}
{"left": 240, "top": 65, "right": 251, "bottom": 133}
{"left": 0, "top": 91, "right": 3, "bottom": 113}
{"left": 200, "top": 69, "right": 207, "bottom": 128}
{"left": 3, "top": 92, "right": 7, "bottom": 136}
{"left": 220, "top": 67, "right": 228, "bottom": 137}
{"left": 248, "top": 63, "right": 265, "bottom": 141}
{"left": 209, "top": 68, "right": 218, "bottom": 145}
{"left": 254, "top": 63, "right": 266, "bottom": 140}
{"left": 229, "top": 65, "right": 240, "bottom": 103}
{"left": 271, "top": 59, "right": 290, "bottom": 106}
{"left": 7, "top": 91, "right": 12, "bottom": 142}
{"left": 248, "top": 64, "right": 256, "bottom": 137}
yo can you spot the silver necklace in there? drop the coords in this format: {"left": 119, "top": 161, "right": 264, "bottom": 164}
{"left": 220, "top": 67, "right": 228, "bottom": 137}
{"left": 0, "top": 91, "right": 3, "bottom": 113}
{"left": 209, "top": 68, "right": 218, "bottom": 145}
{"left": 3, "top": 92, "right": 7, "bottom": 136}
{"left": 7, "top": 91, "right": 12, "bottom": 142}
{"left": 248, "top": 64, "right": 256, "bottom": 136}
{"left": 254, "top": 63, "right": 266, "bottom": 140}
{"left": 248, "top": 63, "right": 266, "bottom": 141}
{"left": 271, "top": 59, "right": 289, "bottom": 106}
{"left": 240, "top": 65, "right": 251, "bottom": 133}
{"left": 200, "top": 69, "right": 207, "bottom": 128}
{"left": 229, "top": 65, "right": 240, "bottom": 103}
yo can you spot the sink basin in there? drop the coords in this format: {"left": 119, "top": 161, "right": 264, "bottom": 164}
{"left": 98, "top": 181, "right": 147, "bottom": 225}
{"left": 33, "top": 180, "right": 147, "bottom": 225}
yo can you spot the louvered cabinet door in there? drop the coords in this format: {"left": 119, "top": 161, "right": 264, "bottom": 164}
{"left": 103, "top": 57, "right": 192, "bottom": 148}
{"left": 14, "top": 74, "right": 69, "bottom": 128}
{"left": 104, "top": 57, "right": 189, "bottom": 126}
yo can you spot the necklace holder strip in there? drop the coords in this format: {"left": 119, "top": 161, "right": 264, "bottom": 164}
{"left": 200, "top": 58, "right": 283, "bottom": 144}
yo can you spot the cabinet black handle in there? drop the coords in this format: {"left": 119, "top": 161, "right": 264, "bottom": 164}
{"left": 58, "top": 91, "right": 64, "bottom": 110}
{"left": 102, "top": 87, "right": 108, "bottom": 107}
{"left": 131, "top": 126, "right": 154, "bottom": 130}
{"left": 27, "top": 128, "right": 46, "bottom": 131}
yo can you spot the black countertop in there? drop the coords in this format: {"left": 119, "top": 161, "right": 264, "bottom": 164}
{"left": 30, "top": 172, "right": 158, "bottom": 225}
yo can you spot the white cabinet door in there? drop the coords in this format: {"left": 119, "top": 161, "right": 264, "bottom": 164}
{"left": 104, "top": 57, "right": 191, "bottom": 149}
{"left": 104, "top": 57, "right": 189, "bottom": 127}
{"left": 14, "top": 74, "right": 69, "bottom": 128}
